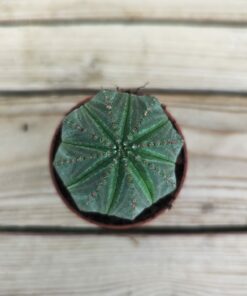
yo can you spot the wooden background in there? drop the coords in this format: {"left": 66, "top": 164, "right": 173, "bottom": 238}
{"left": 1, "top": 1, "right": 247, "bottom": 295}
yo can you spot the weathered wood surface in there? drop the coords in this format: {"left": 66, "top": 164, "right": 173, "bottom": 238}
{"left": 1, "top": 25, "right": 247, "bottom": 92}
{"left": 1, "top": 233, "right": 247, "bottom": 295}
{"left": 0, "top": 0, "right": 247, "bottom": 23}
{"left": 1, "top": 94, "right": 246, "bottom": 227}
{"left": 1, "top": 1, "right": 247, "bottom": 294}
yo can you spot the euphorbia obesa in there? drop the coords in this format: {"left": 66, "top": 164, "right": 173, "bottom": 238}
{"left": 53, "top": 89, "right": 184, "bottom": 220}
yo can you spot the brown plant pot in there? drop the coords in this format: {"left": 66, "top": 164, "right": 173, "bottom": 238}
{"left": 49, "top": 94, "right": 188, "bottom": 229}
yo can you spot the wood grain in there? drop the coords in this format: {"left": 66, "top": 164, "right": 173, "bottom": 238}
{"left": 0, "top": 94, "right": 246, "bottom": 227}
{"left": 0, "top": 0, "right": 247, "bottom": 23}
{"left": 1, "top": 25, "right": 247, "bottom": 92}
{"left": 1, "top": 233, "right": 247, "bottom": 295}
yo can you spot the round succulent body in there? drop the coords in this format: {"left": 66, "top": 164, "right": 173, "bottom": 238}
{"left": 53, "top": 90, "right": 184, "bottom": 221}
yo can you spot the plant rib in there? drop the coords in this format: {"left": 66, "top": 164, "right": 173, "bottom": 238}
{"left": 83, "top": 104, "right": 116, "bottom": 144}
{"left": 137, "top": 149, "right": 175, "bottom": 165}
{"left": 129, "top": 119, "right": 169, "bottom": 145}
{"left": 122, "top": 94, "right": 131, "bottom": 141}
{"left": 106, "top": 95, "right": 131, "bottom": 214}
{"left": 62, "top": 140, "right": 110, "bottom": 152}
{"left": 67, "top": 155, "right": 114, "bottom": 189}
{"left": 106, "top": 160, "right": 124, "bottom": 214}
{"left": 128, "top": 155, "right": 153, "bottom": 204}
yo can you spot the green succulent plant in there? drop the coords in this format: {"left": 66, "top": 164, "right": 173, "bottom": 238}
{"left": 53, "top": 89, "right": 184, "bottom": 220}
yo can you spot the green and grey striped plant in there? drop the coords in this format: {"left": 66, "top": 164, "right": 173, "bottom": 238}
{"left": 53, "top": 89, "right": 184, "bottom": 221}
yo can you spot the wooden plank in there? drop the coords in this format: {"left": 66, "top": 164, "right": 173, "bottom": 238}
{"left": 1, "top": 233, "right": 247, "bottom": 295}
{"left": 0, "top": 0, "right": 247, "bottom": 23}
{"left": 1, "top": 25, "right": 247, "bottom": 92}
{"left": 0, "top": 94, "right": 247, "bottom": 227}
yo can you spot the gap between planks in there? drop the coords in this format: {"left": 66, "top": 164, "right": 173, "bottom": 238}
{"left": 1, "top": 0, "right": 247, "bottom": 25}
{"left": 2, "top": 19, "right": 247, "bottom": 29}
{"left": 1, "top": 225, "right": 247, "bottom": 236}
{"left": 2, "top": 88, "right": 247, "bottom": 98}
